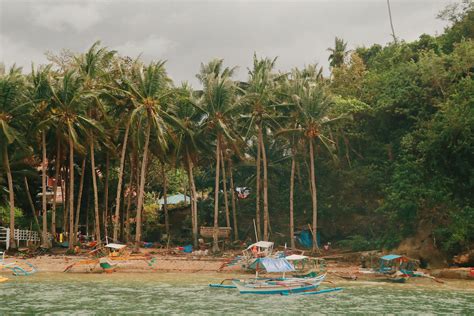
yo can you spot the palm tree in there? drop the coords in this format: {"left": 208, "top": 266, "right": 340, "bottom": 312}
{"left": 107, "top": 56, "right": 136, "bottom": 241}
{"left": 29, "top": 64, "right": 53, "bottom": 247}
{"left": 76, "top": 41, "right": 115, "bottom": 244}
{"left": 170, "top": 83, "right": 203, "bottom": 247}
{"left": 115, "top": 61, "right": 175, "bottom": 246}
{"left": 0, "top": 66, "right": 28, "bottom": 249}
{"left": 242, "top": 54, "right": 282, "bottom": 240}
{"left": 196, "top": 59, "right": 238, "bottom": 252}
{"left": 327, "top": 37, "right": 349, "bottom": 68}
{"left": 279, "top": 66, "right": 340, "bottom": 252}
{"left": 49, "top": 70, "right": 101, "bottom": 249}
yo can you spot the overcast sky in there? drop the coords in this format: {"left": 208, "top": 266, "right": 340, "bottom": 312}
{"left": 1, "top": 0, "right": 453, "bottom": 87}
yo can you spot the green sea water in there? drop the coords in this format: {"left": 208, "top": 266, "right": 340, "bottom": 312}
{"left": 0, "top": 272, "right": 473, "bottom": 315}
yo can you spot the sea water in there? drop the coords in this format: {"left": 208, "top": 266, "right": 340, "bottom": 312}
{"left": 0, "top": 273, "right": 473, "bottom": 315}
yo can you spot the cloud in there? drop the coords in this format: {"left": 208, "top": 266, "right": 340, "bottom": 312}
{"left": 111, "top": 35, "right": 176, "bottom": 60}
{"left": 0, "top": 34, "right": 47, "bottom": 70}
{"left": 30, "top": 2, "right": 102, "bottom": 32}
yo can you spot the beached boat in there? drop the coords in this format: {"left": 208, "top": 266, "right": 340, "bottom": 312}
{"left": 0, "top": 252, "right": 37, "bottom": 276}
{"left": 232, "top": 257, "right": 327, "bottom": 294}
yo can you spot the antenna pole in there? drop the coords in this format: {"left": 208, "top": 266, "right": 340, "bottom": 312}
{"left": 387, "top": 0, "right": 397, "bottom": 43}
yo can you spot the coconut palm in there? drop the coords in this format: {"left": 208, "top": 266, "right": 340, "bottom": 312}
{"left": 278, "top": 66, "right": 340, "bottom": 252}
{"left": 328, "top": 37, "right": 350, "bottom": 68}
{"left": 76, "top": 41, "right": 115, "bottom": 243}
{"left": 114, "top": 61, "right": 175, "bottom": 246}
{"left": 28, "top": 64, "right": 53, "bottom": 247}
{"left": 0, "top": 66, "right": 28, "bottom": 249}
{"left": 241, "top": 54, "right": 282, "bottom": 240}
{"left": 196, "top": 59, "right": 238, "bottom": 252}
{"left": 48, "top": 70, "right": 101, "bottom": 249}
{"left": 170, "top": 83, "right": 204, "bottom": 247}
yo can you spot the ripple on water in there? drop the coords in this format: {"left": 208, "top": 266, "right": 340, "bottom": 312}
{"left": 0, "top": 273, "right": 473, "bottom": 315}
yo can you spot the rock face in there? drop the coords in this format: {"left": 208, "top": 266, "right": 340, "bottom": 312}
{"left": 452, "top": 250, "right": 474, "bottom": 267}
{"left": 395, "top": 219, "right": 447, "bottom": 268}
{"left": 431, "top": 268, "right": 474, "bottom": 280}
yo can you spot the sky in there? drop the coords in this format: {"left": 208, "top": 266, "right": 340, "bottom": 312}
{"left": 0, "top": 0, "right": 453, "bottom": 87}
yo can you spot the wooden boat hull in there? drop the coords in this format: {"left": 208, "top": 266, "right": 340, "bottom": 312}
{"left": 281, "top": 287, "right": 343, "bottom": 296}
{"left": 232, "top": 280, "right": 318, "bottom": 295}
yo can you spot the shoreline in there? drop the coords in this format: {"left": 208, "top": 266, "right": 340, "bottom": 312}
{"left": 2, "top": 251, "right": 473, "bottom": 285}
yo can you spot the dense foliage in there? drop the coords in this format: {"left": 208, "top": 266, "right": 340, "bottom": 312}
{"left": 0, "top": 3, "right": 472, "bottom": 260}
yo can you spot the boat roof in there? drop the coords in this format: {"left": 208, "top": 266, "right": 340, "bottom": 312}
{"left": 285, "top": 254, "right": 308, "bottom": 261}
{"left": 105, "top": 243, "right": 127, "bottom": 249}
{"left": 381, "top": 254, "right": 405, "bottom": 261}
{"left": 246, "top": 241, "right": 274, "bottom": 250}
{"left": 249, "top": 258, "right": 295, "bottom": 272}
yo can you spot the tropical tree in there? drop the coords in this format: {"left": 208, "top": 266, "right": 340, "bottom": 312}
{"left": 328, "top": 37, "right": 350, "bottom": 68}
{"left": 28, "top": 64, "right": 53, "bottom": 247}
{"left": 196, "top": 59, "right": 238, "bottom": 252}
{"left": 279, "top": 66, "right": 339, "bottom": 252}
{"left": 114, "top": 61, "right": 175, "bottom": 246}
{"left": 0, "top": 66, "right": 28, "bottom": 249}
{"left": 170, "top": 83, "right": 203, "bottom": 247}
{"left": 48, "top": 70, "right": 100, "bottom": 249}
{"left": 76, "top": 41, "right": 115, "bottom": 243}
{"left": 241, "top": 55, "right": 281, "bottom": 240}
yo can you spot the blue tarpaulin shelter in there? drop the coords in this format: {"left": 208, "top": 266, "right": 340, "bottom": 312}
{"left": 248, "top": 258, "right": 296, "bottom": 273}
{"left": 295, "top": 230, "right": 320, "bottom": 248}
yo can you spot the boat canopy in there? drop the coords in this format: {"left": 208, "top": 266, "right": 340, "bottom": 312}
{"left": 285, "top": 254, "right": 308, "bottom": 261}
{"left": 380, "top": 254, "right": 410, "bottom": 262}
{"left": 246, "top": 241, "right": 274, "bottom": 250}
{"left": 105, "top": 243, "right": 127, "bottom": 249}
{"left": 249, "top": 258, "right": 295, "bottom": 272}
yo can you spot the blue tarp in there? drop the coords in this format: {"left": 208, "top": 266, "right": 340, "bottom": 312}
{"left": 380, "top": 254, "right": 403, "bottom": 261}
{"left": 249, "top": 258, "right": 296, "bottom": 273}
{"left": 295, "top": 230, "right": 320, "bottom": 248}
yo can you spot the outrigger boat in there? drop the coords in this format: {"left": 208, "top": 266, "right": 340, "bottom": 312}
{"left": 0, "top": 252, "right": 37, "bottom": 276}
{"left": 64, "top": 242, "right": 154, "bottom": 273}
{"left": 233, "top": 279, "right": 318, "bottom": 295}
{"left": 232, "top": 257, "right": 327, "bottom": 295}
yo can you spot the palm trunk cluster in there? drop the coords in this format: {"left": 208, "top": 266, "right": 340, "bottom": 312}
{"left": 255, "top": 123, "right": 270, "bottom": 241}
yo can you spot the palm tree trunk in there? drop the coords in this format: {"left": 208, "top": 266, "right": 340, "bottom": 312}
{"left": 255, "top": 127, "right": 262, "bottom": 240}
{"left": 309, "top": 139, "right": 319, "bottom": 252}
{"left": 41, "top": 131, "right": 49, "bottom": 247}
{"left": 289, "top": 148, "right": 296, "bottom": 249}
{"left": 186, "top": 150, "right": 198, "bottom": 247}
{"left": 4, "top": 146, "right": 16, "bottom": 249}
{"left": 90, "top": 140, "right": 101, "bottom": 245}
{"left": 24, "top": 177, "right": 41, "bottom": 235}
{"left": 62, "top": 167, "right": 68, "bottom": 235}
{"left": 212, "top": 135, "right": 221, "bottom": 252}
{"left": 125, "top": 155, "right": 134, "bottom": 243}
{"left": 220, "top": 150, "right": 231, "bottom": 228}
{"left": 104, "top": 153, "right": 110, "bottom": 239}
{"left": 113, "top": 121, "right": 130, "bottom": 241}
{"left": 68, "top": 134, "right": 75, "bottom": 250}
{"left": 259, "top": 124, "right": 269, "bottom": 241}
{"left": 51, "top": 138, "right": 61, "bottom": 239}
{"left": 135, "top": 121, "right": 151, "bottom": 246}
{"left": 74, "top": 156, "right": 86, "bottom": 241}
{"left": 229, "top": 158, "right": 238, "bottom": 240}
{"left": 162, "top": 164, "right": 169, "bottom": 238}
